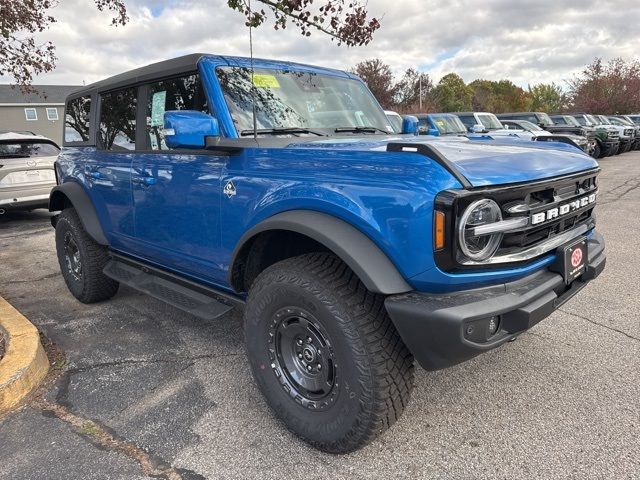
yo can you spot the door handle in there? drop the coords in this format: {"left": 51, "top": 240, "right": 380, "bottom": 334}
{"left": 132, "top": 176, "right": 157, "bottom": 186}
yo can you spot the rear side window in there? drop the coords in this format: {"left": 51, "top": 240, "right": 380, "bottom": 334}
{"left": 144, "top": 74, "right": 208, "bottom": 150}
{"left": 98, "top": 88, "right": 137, "bottom": 150}
{"left": 0, "top": 142, "right": 60, "bottom": 158}
{"left": 553, "top": 117, "right": 567, "bottom": 125}
{"left": 65, "top": 96, "right": 92, "bottom": 143}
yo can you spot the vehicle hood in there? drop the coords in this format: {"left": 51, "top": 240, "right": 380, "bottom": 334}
{"left": 286, "top": 136, "right": 598, "bottom": 188}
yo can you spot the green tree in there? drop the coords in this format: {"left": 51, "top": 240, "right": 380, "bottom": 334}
{"left": 469, "top": 79, "right": 531, "bottom": 113}
{"left": 432, "top": 73, "right": 473, "bottom": 112}
{"left": 469, "top": 79, "right": 497, "bottom": 111}
{"left": 528, "top": 83, "right": 566, "bottom": 113}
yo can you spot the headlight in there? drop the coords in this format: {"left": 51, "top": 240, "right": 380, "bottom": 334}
{"left": 458, "top": 199, "right": 503, "bottom": 261}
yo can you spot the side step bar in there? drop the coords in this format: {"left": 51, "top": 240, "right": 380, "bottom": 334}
{"left": 103, "top": 254, "right": 241, "bottom": 320}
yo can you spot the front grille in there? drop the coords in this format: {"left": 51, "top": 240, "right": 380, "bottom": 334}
{"left": 624, "top": 128, "right": 634, "bottom": 136}
{"left": 498, "top": 174, "right": 597, "bottom": 252}
{"left": 608, "top": 131, "right": 620, "bottom": 139}
{"left": 434, "top": 169, "right": 599, "bottom": 271}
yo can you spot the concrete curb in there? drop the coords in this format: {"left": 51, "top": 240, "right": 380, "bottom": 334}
{"left": 0, "top": 297, "right": 49, "bottom": 414}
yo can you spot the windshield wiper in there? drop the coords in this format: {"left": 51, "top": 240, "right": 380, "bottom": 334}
{"left": 334, "top": 126, "right": 390, "bottom": 135}
{"left": 240, "top": 127, "right": 327, "bottom": 137}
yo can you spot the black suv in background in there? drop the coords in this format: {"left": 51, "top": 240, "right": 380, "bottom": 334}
{"left": 563, "top": 114, "right": 621, "bottom": 158}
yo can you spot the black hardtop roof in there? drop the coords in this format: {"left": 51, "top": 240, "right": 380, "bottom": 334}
{"left": 67, "top": 53, "right": 206, "bottom": 99}
{"left": 66, "top": 53, "right": 354, "bottom": 101}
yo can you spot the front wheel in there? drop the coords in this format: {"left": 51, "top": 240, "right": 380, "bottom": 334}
{"left": 591, "top": 142, "right": 601, "bottom": 159}
{"left": 244, "top": 253, "right": 414, "bottom": 453}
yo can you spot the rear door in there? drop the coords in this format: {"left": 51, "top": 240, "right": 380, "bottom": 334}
{"left": 87, "top": 88, "right": 137, "bottom": 247}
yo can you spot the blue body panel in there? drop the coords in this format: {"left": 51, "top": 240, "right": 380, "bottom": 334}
{"left": 55, "top": 54, "right": 601, "bottom": 295}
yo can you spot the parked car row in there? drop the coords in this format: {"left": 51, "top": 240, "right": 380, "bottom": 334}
{"left": 389, "top": 109, "right": 640, "bottom": 159}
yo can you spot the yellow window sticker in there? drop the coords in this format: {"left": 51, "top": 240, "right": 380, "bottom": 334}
{"left": 252, "top": 74, "right": 280, "bottom": 88}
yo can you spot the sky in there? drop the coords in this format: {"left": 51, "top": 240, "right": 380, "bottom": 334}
{"left": 3, "top": 0, "right": 640, "bottom": 88}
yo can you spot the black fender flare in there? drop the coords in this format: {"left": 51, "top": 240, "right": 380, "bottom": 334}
{"left": 230, "top": 210, "right": 412, "bottom": 295}
{"left": 49, "top": 182, "right": 109, "bottom": 245}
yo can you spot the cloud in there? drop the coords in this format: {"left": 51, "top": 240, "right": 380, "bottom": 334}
{"left": 2, "top": 0, "right": 640, "bottom": 89}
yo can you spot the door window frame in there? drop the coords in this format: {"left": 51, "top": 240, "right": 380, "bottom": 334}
{"left": 94, "top": 70, "right": 224, "bottom": 155}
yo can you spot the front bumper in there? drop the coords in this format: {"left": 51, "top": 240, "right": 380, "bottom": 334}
{"left": 385, "top": 231, "right": 606, "bottom": 371}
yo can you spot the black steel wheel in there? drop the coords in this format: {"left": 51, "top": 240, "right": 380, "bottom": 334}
{"left": 244, "top": 252, "right": 414, "bottom": 453}
{"left": 63, "top": 231, "right": 83, "bottom": 281}
{"left": 268, "top": 307, "right": 338, "bottom": 411}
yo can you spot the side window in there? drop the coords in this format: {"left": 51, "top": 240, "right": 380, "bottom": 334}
{"left": 65, "top": 96, "right": 92, "bottom": 143}
{"left": 145, "top": 74, "right": 208, "bottom": 150}
{"left": 99, "top": 87, "right": 137, "bottom": 150}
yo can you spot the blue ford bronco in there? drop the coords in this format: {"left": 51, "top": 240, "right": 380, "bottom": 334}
{"left": 50, "top": 54, "right": 605, "bottom": 453}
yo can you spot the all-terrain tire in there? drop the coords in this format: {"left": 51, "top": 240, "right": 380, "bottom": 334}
{"left": 55, "top": 208, "right": 119, "bottom": 303}
{"left": 591, "top": 142, "right": 601, "bottom": 159}
{"left": 244, "top": 252, "right": 414, "bottom": 453}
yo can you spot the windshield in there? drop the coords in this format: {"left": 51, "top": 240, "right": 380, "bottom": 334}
{"left": 628, "top": 115, "right": 640, "bottom": 125}
{"left": 0, "top": 141, "right": 59, "bottom": 158}
{"left": 538, "top": 113, "right": 554, "bottom": 126}
{"left": 386, "top": 112, "right": 403, "bottom": 133}
{"left": 477, "top": 114, "right": 503, "bottom": 130}
{"left": 564, "top": 116, "right": 581, "bottom": 127}
{"left": 586, "top": 115, "right": 600, "bottom": 125}
{"left": 216, "top": 66, "right": 393, "bottom": 135}
{"left": 431, "top": 114, "right": 467, "bottom": 134}
{"left": 517, "top": 120, "right": 543, "bottom": 131}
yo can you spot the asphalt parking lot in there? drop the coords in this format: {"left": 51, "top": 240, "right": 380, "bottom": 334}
{"left": 1, "top": 154, "right": 639, "bottom": 480}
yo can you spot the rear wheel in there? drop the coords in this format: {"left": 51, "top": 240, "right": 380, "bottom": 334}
{"left": 55, "top": 208, "right": 119, "bottom": 303}
{"left": 244, "top": 253, "right": 414, "bottom": 453}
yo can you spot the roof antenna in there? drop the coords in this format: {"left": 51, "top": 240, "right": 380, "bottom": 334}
{"left": 249, "top": 0, "right": 257, "bottom": 139}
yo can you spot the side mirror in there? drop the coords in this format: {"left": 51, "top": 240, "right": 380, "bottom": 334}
{"left": 472, "top": 124, "right": 485, "bottom": 133}
{"left": 401, "top": 115, "right": 419, "bottom": 135}
{"left": 163, "top": 110, "right": 220, "bottom": 149}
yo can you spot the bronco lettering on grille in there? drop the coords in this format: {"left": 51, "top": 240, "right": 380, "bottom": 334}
{"left": 530, "top": 192, "right": 597, "bottom": 225}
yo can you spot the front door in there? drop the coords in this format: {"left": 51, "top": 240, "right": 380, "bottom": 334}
{"left": 128, "top": 74, "right": 227, "bottom": 286}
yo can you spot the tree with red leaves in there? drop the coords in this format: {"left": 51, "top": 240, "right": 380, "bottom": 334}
{"left": 0, "top": 0, "right": 379, "bottom": 90}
